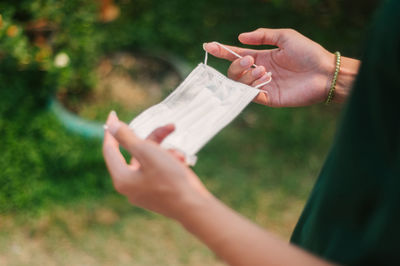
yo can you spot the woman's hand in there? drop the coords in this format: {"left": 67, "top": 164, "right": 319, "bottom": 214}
{"left": 102, "top": 111, "right": 335, "bottom": 266}
{"left": 102, "top": 111, "right": 211, "bottom": 220}
{"left": 204, "top": 28, "right": 360, "bottom": 107}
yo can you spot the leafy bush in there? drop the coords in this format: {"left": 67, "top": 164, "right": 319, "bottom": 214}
{"left": 0, "top": 0, "right": 103, "bottom": 100}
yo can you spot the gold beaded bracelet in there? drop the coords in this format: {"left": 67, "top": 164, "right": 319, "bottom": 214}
{"left": 325, "top": 51, "right": 341, "bottom": 105}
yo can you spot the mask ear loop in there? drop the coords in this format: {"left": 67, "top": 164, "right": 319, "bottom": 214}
{"left": 203, "top": 42, "right": 272, "bottom": 89}
{"left": 204, "top": 45, "right": 209, "bottom": 65}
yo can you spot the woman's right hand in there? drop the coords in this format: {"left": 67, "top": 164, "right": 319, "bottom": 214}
{"left": 204, "top": 28, "right": 360, "bottom": 107}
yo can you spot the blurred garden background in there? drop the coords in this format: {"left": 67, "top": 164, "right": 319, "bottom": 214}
{"left": 0, "top": 0, "right": 379, "bottom": 265}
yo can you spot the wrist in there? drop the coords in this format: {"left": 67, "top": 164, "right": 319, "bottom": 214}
{"left": 171, "top": 174, "right": 216, "bottom": 223}
{"left": 176, "top": 192, "right": 242, "bottom": 253}
{"left": 332, "top": 56, "right": 360, "bottom": 103}
{"left": 176, "top": 190, "right": 217, "bottom": 225}
{"left": 322, "top": 53, "right": 360, "bottom": 104}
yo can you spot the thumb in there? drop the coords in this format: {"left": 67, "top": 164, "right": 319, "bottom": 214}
{"left": 105, "top": 111, "right": 146, "bottom": 163}
{"left": 239, "top": 28, "right": 288, "bottom": 47}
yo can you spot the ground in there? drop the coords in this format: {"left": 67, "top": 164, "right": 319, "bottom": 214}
{"left": 0, "top": 102, "right": 338, "bottom": 265}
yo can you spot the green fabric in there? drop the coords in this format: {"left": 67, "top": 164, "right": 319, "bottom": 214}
{"left": 290, "top": 0, "right": 400, "bottom": 265}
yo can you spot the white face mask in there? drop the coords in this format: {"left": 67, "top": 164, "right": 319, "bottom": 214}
{"left": 129, "top": 43, "right": 272, "bottom": 165}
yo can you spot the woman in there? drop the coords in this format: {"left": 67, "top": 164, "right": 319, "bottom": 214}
{"left": 103, "top": 0, "right": 400, "bottom": 264}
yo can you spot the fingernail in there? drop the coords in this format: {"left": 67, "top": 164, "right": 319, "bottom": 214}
{"left": 252, "top": 66, "right": 264, "bottom": 77}
{"left": 106, "top": 110, "right": 121, "bottom": 135}
{"left": 240, "top": 56, "right": 252, "bottom": 67}
{"left": 165, "top": 123, "right": 175, "bottom": 130}
{"left": 204, "top": 42, "right": 218, "bottom": 53}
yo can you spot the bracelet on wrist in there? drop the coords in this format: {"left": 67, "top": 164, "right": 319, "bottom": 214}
{"left": 325, "top": 51, "right": 341, "bottom": 105}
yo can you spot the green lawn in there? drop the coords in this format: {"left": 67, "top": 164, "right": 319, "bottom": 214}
{"left": 0, "top": 102, "right": 339, "bottom": 265}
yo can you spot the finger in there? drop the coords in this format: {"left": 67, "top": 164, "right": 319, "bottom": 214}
{"left": 167, "top": 149, "right": 186, "bottom": 163}
{"left": 105, "top": 111, "right": 146, "bottom": 163}
{"left": 129, "top": 157, "right": 140, "bottom": 170}
{"left": 227, "top": 56, "right": 254, "bottom": 80}
{"left": 251, "top": 72, "right": 272, "bottom": 87}
{"left": 237, "top": 66, "right": 266, "bottom": 85}
{"left": 239, "top": 28, "right": 292, "bottom": 47}
{"left": 204, "top": 42, "right": 258, "bottom": 62}
{"left": 253, "top": 91, "right": 270, "bottom": 106}
{"left": 251, "top": 73, "right": 273, "bottom": 106}
{"left": 146, "top": 124, "right": 175, "bottom": 144}
{"left": 103, "top": 129, "right": 135, "bottom": 185}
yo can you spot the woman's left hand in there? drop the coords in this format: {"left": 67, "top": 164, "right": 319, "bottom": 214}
{"left": 102, "top": 111, "right": 211, "bottom": 219}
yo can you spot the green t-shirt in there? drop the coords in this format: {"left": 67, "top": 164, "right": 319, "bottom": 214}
{"left": 290, "top": 1, "right": 400, "bottom": 265}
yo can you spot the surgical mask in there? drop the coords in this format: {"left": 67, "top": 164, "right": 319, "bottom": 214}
{"left": 129, "top": 42, "right": 272, "bottom": 165}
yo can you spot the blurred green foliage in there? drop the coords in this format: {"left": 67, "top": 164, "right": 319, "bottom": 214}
{"left": 104, "top": 0, "right": 379, "bottom": 60}
{"left": 0, "top": 0, "right": 379, "bottom": 213}
{"left": 0, "top": 0, "right": 102, "bottom": 97}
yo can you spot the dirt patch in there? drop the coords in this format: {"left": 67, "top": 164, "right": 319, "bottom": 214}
{"left": 57, "top": 52, "right": 181, "bottom": 122}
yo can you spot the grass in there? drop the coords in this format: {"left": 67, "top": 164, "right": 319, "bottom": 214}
{"left": 0, "top": 196, "right": 224, "bottom": 266}
{"left": 0, "top": 101, "right": 339, "bottom": 265}
{"left": 0, "top": 193, "right": 306, "bottom": 265}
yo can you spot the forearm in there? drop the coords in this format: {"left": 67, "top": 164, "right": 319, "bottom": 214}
{"left": 178, "top": 195, "right": 335, "bottom": 266}
{"left": 332, "top": 56, "right": 361, "bottom": 103}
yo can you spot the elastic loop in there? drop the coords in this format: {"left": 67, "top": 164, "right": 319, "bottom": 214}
{"left": 202, "top": 42, "right": 273, "bottom": 87}
{"left": 202, "top": 43, "right": 209, "bottom": 65}
{"left": 214, "top": 42, "right": 258, "bottom": 68}
{"left": 254, "top": 73, "right": 272, "bottom": 89}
